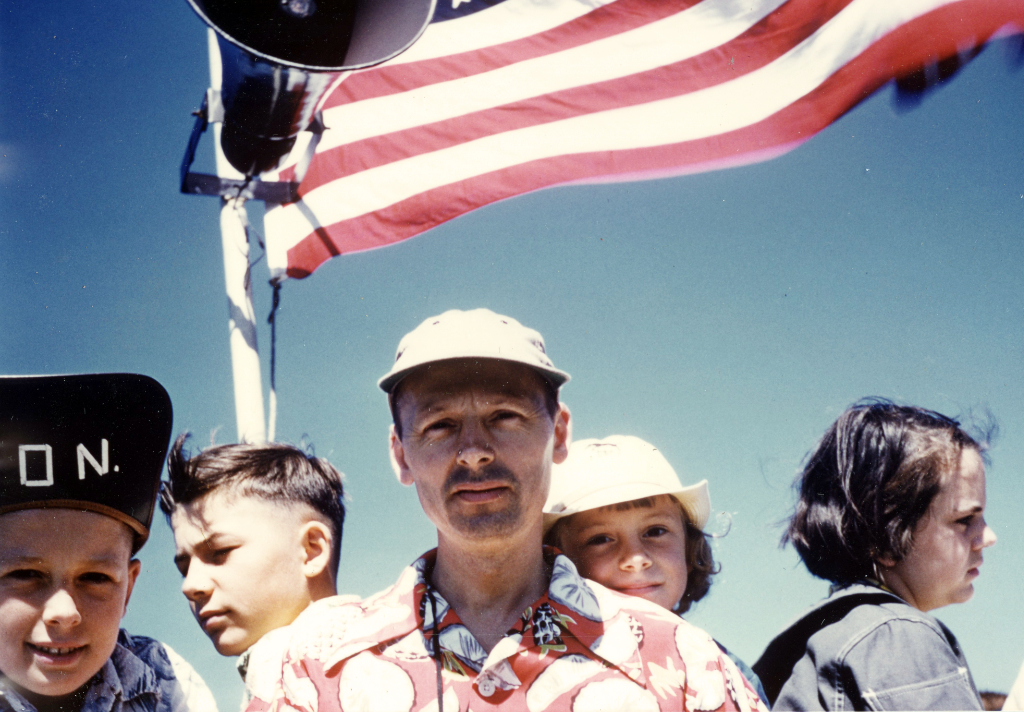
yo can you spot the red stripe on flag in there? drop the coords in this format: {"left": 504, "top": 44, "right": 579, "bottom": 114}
{"left": 283, "top": 0, "right": 1024, "bottom": 278}
{"left": 324, "top": 0, "right": 695, "bottom": 108}
{"left": 290, "top": 0, "right": 856, "bottom": 194}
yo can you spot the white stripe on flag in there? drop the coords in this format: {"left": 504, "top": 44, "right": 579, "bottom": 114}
{"left": 389, "top": 0, "right": 620, "bottom": 64}
{"left": 316, "top": 0, "right": 788, "bottom": 152}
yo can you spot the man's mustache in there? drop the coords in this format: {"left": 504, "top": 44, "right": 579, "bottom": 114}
{"left": 444, "top": 463, "right": 518, "bottom": 497}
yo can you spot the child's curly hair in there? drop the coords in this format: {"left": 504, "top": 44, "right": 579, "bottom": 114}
{"left": 678, "top": 516, "right": 718, "bottom": 614}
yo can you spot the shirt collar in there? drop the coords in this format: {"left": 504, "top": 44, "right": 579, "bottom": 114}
{"left": 323, "top": 548, "right": 648, "bottom": 689}
{"left": 236, "top": 650, "right": 250, "bottom": 684}
{"left": 237, "top": 624, "right": 297, "bottom": 683}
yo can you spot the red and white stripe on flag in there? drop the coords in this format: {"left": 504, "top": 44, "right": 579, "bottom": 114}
{"left": 263, "top": 0, "right": 1024, "bottom": 280}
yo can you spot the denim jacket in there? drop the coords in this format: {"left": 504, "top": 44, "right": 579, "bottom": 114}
{"left": 753, "top": 584, "right": 982, "bottom": 711}
{"left": 0, "top": 631, "right": 217, "bottom": 712}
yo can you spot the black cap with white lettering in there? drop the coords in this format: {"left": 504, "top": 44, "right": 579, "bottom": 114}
{"left": 0, "top": 373, "right": 173, "bottom": 546}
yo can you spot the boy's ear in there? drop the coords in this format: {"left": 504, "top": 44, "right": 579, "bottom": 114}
{"left": 389, "top": 425, "right": 414, "bottom": 486}
{"left": 300, "top": 520, "right": 333, "bottom": 579}
{"left": 123, "top": 559, "right": 142, "bottom": 616}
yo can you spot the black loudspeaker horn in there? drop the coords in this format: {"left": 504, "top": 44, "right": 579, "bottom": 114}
{"left": 185, "top": 0, "right": 436, "bottom": 177}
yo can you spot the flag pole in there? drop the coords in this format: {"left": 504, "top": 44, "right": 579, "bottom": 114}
{"left": 208, "top": 29, "right": 267, "bottom": 444}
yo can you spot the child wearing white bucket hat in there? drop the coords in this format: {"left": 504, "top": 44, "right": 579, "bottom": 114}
{"left": 543, "top": 434, "right": 765, "bottom": 700}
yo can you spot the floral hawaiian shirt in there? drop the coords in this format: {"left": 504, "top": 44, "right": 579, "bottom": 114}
{"left": 246, "top": 550, "right": 766, "bottom": 712}
{"left": 238, "top": 597, "right": 361, "bottom": 712}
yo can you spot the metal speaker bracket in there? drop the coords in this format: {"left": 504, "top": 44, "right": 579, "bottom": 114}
{"left": 180, "top": 89, "right": 323, "bottom": 203}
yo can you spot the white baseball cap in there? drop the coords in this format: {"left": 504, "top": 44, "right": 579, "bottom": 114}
{"left": 544, "top": 435, "right": 710, "bottom": 532}
{"left": 378, "top": 308, "right": 571, "bottom": 393}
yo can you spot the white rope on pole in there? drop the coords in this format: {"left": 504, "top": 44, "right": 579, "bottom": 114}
{"left": 267, "top": 279, "right": 282, "bottom": 443}
{"left": 268, "top": 388, "right": 277, "bottom": 442}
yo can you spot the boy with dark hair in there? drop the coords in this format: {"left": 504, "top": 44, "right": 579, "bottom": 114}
{"left": 158, "top": 437, "right": 348, "bottom": 709}
{"left": 0, "top": 374, "right": 216, "bottom": 712}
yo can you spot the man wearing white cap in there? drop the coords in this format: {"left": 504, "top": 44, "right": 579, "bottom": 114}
{"left": 248, "top": 309, "right": 761, "bottom": 712}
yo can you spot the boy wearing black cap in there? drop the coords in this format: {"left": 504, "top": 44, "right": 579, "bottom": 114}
{"left": 0, "top": 374, "right": 216, "bottom": 712}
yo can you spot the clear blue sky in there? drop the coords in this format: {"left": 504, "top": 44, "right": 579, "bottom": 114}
{"left": 2, "top": 2, "right": 1023, "bottom": 709}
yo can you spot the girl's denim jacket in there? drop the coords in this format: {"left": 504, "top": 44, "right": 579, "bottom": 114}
{"left": 754, "top": 584, "right": 982, "bottom": 711}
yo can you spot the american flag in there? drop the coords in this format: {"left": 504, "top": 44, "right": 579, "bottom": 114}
{"left": 264, "top": 0, "right": 1024, "bottom": 280}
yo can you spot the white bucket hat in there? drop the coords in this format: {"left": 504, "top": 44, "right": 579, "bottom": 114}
{"left": 378, "top": 308, "right": 571, "bottom": 393}
{"left": 544, "top": 435, "right": 710, "bottom": 532}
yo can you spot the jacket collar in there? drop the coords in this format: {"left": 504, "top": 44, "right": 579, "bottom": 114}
{"left": 0, "top": 633, "right": 159, "bottom": 712}
{"left": 84, "top": 633, "right": 161, "bottom": 712}
{"left": 0, "top": 680, "right": 33, "bottom": 712}
{"left": 825, "top": 581, "right": 905, "bottom": 605}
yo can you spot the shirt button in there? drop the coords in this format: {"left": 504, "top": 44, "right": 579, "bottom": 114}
{"left": 477, "top": 675, "right": 496, "bottom": 697}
